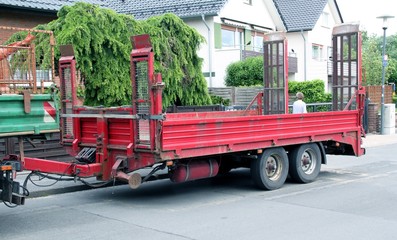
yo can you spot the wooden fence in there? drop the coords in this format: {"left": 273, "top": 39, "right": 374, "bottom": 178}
{"left": 208, "top": 87, "right": 263, "bottom": 106}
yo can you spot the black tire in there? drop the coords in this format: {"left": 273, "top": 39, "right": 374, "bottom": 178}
{"left": 288, "top": 143, "right": 321, "bottom": 183}
{"left": 251, "top": 147, "right": 289, "bottom": 190}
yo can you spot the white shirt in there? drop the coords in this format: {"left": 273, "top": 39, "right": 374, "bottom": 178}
{"left": 293, "top": 100, "right": 307, "bottom": 114}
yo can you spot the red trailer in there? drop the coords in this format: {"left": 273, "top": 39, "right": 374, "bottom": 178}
{"left": 2, "top": 23, "right": 365, "bottom": 206}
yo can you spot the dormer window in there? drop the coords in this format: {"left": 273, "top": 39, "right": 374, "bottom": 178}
{"left": 322, "top": 12, "right": 330, "bottom": 28}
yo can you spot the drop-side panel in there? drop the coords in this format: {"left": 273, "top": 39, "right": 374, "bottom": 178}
{"left": 0, "top": 94, "right": 59, "bottom": 137}
{"left": 161, "top": 111, "right": 363, "bottom": 159}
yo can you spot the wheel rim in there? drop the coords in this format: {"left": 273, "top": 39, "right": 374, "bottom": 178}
{"left": 265, "top": 154, "right": 282, "bottom": 181}
{"left": 300, "top": 149, "right": 317, "bottom": 174}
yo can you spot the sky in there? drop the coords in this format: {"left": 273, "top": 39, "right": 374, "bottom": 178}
{"left": 337, "top": 0, "right": 397, "bottom": 36}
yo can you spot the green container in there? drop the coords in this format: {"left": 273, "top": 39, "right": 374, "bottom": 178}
{"left": 0, "top": 93, "right": 59, "bottom": 137}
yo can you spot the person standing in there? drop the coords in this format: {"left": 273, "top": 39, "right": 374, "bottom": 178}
{"left": 293, "top": 92, "right": 307, "bottom": 114}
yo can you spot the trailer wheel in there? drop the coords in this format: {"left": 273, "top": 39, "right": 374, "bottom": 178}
{"left": 251, "top": 147, "right": 289, "bottom": 190}
{"left": 289, "top": 143, "right": 321, "bottom": 183}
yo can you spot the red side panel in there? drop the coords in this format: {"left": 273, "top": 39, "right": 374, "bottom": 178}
{"left": 161, "top": 111, "right": 364, "bottom": 159}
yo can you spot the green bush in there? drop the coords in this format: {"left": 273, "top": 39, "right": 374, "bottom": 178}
{"left": 225, "top": 56, "right": 263, "bottom": 86}
{"left": 224, "top": 57, "right": 331, "bottom": 104}
{"left": 288, "top": 80, "right": 331, "bottom": 103}
{"left": 210, "top": 95, "right": 230, "bottom": 106}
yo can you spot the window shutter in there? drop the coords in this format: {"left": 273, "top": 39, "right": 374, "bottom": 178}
{"left": 244, "top": 29, "right": 252, "bottom": 51}
{"left": 214, "top": 23, "right": 222, "bottom": 49}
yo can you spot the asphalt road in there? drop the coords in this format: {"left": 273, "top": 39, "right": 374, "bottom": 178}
{"left": 1, "top": 143, "right": 397, "bottom": 240}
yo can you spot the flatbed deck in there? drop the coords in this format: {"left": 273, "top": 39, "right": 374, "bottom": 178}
{"left": 65, "top": 106, "right": 363, "bottom": 160}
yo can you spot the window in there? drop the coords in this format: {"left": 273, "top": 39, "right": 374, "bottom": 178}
{"left": 327, "top": 46, "right": 333, "bottom": 61}
{"left": 216, "top": 25, "right": 264, "bottom": 50}
{"left": 312, "top": 44, "right": 323, "bottom": 60}
{"left": 321, "top": 12, "right": 329, "bottom": 28}
{"left": 252, "top": 35, "right": 263, "bottom": 52}
{"left": 221, "top": 27, "right": 242, "bottom": 49}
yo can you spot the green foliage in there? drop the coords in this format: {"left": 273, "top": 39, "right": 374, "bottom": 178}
{"left": 225, "top": 56, "right": 263, "bottom": 86}
{"left": 288, "top": 80, "right": 331, "bottom": 103}
{"left": 76, "top": 85, "right": 85, "bottom": 99}
{"left": 385, "top": 34, "right": 397, "bottom": 60}
{"left": 5, "top": 25, "right": 56, "bottom": 70}
{"left": 142, "top": 14, "right": 211, "bottom": 106}
{"left": 30, "top": 2, "right": 210, "bottom": 107}
{"left": 210, "top": 95, "right": 230, "bottom": 106}
{"left": 362, "top": 32, "right": 397, "bottom": 86}
{"left": 4, "top": 31, "right": 30, "bottom": 73}
{"left": 387, "top": 59, "right": 397, "bottom": 86}
{"left": 50, "top": 4, "right": 136, "bottom": 106}
{"left": 362, "top": 34, "right": 383, "bottom": 85}
{"left": 225, "top": 57, "right": 330, "bottom": 104}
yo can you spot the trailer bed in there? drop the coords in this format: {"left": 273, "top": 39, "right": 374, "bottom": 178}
{"left": 162, "top": 110, "right": 363, "bottom": 158}
{"left": 68, "top": 106, "right": 363, "bottom": 162}
{"left": 73, "top": 108, "right": 362, "bottom": 155}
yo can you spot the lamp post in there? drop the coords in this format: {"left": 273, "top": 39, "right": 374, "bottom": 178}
{"left": 377, "top": 15, "right": 394, "bottom": 135}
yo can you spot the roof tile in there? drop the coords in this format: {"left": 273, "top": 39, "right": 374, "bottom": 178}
{"left": 273, "top": 0, "right": 328, "bottom": 32}
{"left": 0, "top": 0, "right": 108, "bottom": 12}
{"left": 0, "top": 0, "right": 330, "bottom": 31}
{"left": 108, "top": 0, "right": 227, "bottom": 19}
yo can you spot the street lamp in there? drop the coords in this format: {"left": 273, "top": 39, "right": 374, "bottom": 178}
{"left": 377, "top": 15, "right": 394, "bottom": 135}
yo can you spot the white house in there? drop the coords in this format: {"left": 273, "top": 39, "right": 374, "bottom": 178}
{"left": 0, "top": 0, "right": 344, "bottom": 89}
{"left": 269, "top": 0, "right": 343, "bottom": 82}
{"left": 111, "top": 0, "right": 277, "bottom": 87}
{"left": 110, "top": 0, "right": 344, "bottom": 89}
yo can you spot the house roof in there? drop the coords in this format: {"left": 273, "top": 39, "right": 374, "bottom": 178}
{"left": 108, "top": 0, "right": 228, "bottom": 20}
{"left": 0, "top": 0, "right": 227, "bottom": 19}
{"left": 272, "top": 0, "right": 329, "bottom": 32}
{"left": 0, "top": 0, "right": 343, "bottom": 32}
{"left": 0, "top": 0, "right": 107, "bottom": 12}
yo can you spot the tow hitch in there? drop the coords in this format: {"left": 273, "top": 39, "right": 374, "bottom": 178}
{"left": 0, "top": 155, "right": 27, "bottom": 207}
